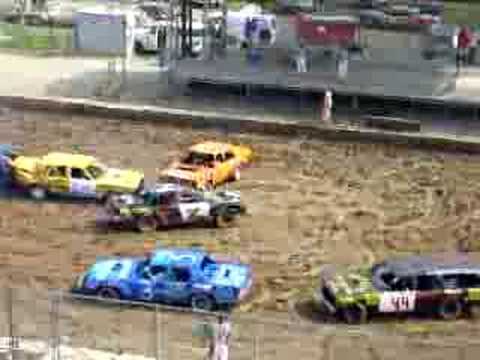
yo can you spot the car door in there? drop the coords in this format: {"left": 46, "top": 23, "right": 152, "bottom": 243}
{"left": 157, "top": 266, "right": 192, "bottom": 305}
{"left": 379, "top": 276, "right": 417, "bottom": 314}
{"left": 177, "top": 190, "right": 210, "bottom": 224}
{"left": 132, "top": 264, "right": 168, "bottom": 302}
{"left": 413, "top": 274, "right": 445, "bottom": 314}
{"left": 69, "top": 167, "right": 96, "bottom": 197}
{"left": 45, "top": 166, "right": 69, "bottom": 194}
{"left": 214, "top": 152, "right": 230, "bottom": 184}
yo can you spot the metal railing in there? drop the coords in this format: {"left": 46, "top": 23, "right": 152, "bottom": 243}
{"left": 2, "top": 286, "right": 480, "bottom": 360}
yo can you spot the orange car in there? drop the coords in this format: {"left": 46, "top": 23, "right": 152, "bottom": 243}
{"left": 161, "top": 142, "right": 253, "bottom": 188}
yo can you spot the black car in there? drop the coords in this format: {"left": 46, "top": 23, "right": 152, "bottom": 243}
{"left": 98, "top": 183, "right": 246, "bottom": 232}
{"left": 315, "top": 253, "right": 480, "bottom": 323}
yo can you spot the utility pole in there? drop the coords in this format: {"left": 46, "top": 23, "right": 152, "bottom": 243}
{"left": 181, "top": 0, "right": 187, "bottom": 57}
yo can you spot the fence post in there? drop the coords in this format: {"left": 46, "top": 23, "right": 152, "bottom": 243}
{"left": 159, "top": 307, "right": 166, "bottom": 360}
{"left": 7, "top": 286, "right": 17, "bottom": 360}
{"left": 153, "top": 305, "right": 159, "bottom": 360}
{"left": 49, "top": 290, "right": 60, "bottom": 360}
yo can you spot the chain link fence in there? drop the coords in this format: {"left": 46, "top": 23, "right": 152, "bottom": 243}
{"left": 1, "top": 286, "right": 480, "bottom": 360}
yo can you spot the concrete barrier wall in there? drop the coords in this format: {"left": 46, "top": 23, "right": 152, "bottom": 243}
{"left": 2, "top": 95, "right": 480, "bottom": 154}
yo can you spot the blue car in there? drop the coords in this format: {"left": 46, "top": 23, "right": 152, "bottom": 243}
{"left": 72, "top": 248, "right": 253, "bottom": 311}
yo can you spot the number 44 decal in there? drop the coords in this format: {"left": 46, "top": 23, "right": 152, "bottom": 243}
{"left": 379, "top": 291, "right": 416, "bottom": 313}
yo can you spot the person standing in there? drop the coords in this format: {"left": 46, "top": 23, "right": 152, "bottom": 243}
{"left": 210, "top": 315, "right": 232, "bottom": 360}
{"left": 456, "top": 25, "right": 474, "bottom": 74}
{"left": 321, "top": 89, "right": 333, "bottom": 123}
{"left": 296, "top": 43, "right": 307, "bottom": 73}
{"left": 336, "top": 49, "right": 349, "bottom": 81}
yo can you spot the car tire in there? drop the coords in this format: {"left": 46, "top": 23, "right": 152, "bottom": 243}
{"left": 214, "top": 212, "right": 237, "bottom": 228}
{"left": 136, "top": 216, "right": 158, "bottom": 233}
{"left": 438, "top": 298, "right": 464, "bottom": 320}
{"left": 30, "top": 186, "right": 46, "bottom": 200}
{"left": 468, "top": 304, "right": 480, "bottom": 319}
{"left": 191, "top": 294, "right": 216, "bottom": 312}
{"left": 342, "top": 303, "right": 368, "bottom": 324}
{"left": 96, "top": 287, "right": 121, "bottom": 300}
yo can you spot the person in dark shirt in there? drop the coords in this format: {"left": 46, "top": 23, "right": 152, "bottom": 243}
{"left": 456, "top": 26, "right": 474, "bottom": 74}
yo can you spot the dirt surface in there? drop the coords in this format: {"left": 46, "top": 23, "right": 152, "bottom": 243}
{"left": 1, "top": 110, "right": 480, "bottom": 358}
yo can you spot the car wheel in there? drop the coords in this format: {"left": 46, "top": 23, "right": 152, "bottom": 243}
{"left": 30, "top": 186, "right": 46, "bottom": 200}
{"left": 438, "top": 298, "right": 464, "bottom": 320}
{"left": 96, "top": 287, "right": 121, "bottom": 300}
{"left": 342, "top": 303, "right": 368, "bottom": 324}
{"left": 136, "top": 216, "right": 158, "bottom": 233}
{"left": 214, "top": 212, "right": 237, "bottom": 228}
{"left": 468, "top": 304, "right": 480, "bottom": 319}
{"left": 191, "top": 294, "right": 215, "bottom": 312}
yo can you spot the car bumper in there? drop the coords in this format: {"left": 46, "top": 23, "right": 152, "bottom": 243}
{"left": 237, "top": 276, "right": 254, "bottom": 303}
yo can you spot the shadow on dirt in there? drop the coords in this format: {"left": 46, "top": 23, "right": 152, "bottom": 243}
{"left": 0, "top": 181, "right": 98, "bottom": 205}
{"left": 290, "top": 299, "right": 476, "bottom": 327}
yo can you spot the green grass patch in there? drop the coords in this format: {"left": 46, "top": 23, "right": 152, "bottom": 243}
{"left": 0, "top": 22, "right": 73, "bottom": 50}
{"left": 443, "top": 1, "right": 480, "bottom": 26}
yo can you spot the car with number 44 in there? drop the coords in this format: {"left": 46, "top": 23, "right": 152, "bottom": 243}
{"left": 314, "top": 253, "right": 480, "bottom": 323}
{"left": 98, "top": 183, "right": 246, "bottom": 232}
{"left": 10, "top": 152, "right": 144, "bottom": 200}
{"left": 72, "top": 247, "right": 253, "bottom": 311}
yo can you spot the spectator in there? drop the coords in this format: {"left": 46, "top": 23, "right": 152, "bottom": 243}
{"left": 296, "top": 43, "right": 307, "bottom": 73}
{"left": 321, "top": 89, "right": 333, "bottom": 123}
{"left": 210, "top": 315, "right": 231, "bottom": 360}
{"left": 456, "top": 25, "right": 474, "bottom": 74}
{"left": 336, "top": 49, "right": 349, "bottom": 81}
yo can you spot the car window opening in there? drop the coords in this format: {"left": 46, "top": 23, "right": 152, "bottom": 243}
{"left": 183, "top": 152, "right": 215, "bottom": 167}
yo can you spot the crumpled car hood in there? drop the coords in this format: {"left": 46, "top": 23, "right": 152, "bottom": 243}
{"left": 97, "top": 168, "right": 143, "bottom": 190}
{"left": 321, "top": 265, "right": 376, "bottom": 297}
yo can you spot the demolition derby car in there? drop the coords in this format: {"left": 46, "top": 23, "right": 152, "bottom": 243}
{"left": 98, "top": 183, "right": 247, "bottom": 232}
{"left": 72, "top": 247, "right": 253, "bottom": 311}
{"left": 314, "top": 253, "right": 480, "bottom": 323}
{"left": 9, "top": 151, "right": 144, "bottom": 200}
{"left": 161, "top": 142, "right": 253, "bottom": 189}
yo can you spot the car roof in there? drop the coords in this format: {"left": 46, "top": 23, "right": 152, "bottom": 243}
{"left": 383, "top": 253, "right": 480, "bottom": 277}
{"left": 150, "top": 248, "right": 207, "bottom": 268}
{"left": 149, "top": 183, "right": 188, "bottom": 194}
{"left": 42, "top": 152, "right": 98, "bottom": 167}
{"left": 189, "top": 142, "right": 233, "bottom": 155}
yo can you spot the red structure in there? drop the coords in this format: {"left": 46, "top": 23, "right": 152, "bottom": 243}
{"left": 293, "top": 13, "right": 360, "bottom": 48}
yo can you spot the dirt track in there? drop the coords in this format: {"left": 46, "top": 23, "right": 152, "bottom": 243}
{"left": 1, "top": 110, "right": 480, "bottom": 356}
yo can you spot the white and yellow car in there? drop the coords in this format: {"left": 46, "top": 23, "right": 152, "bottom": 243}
{"left": 11, "top": 152, "right": 144, "bottom": 200}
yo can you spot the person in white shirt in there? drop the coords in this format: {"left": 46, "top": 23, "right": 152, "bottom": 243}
{"left": 209, "top": 316, "right": 231, "bottom": 360}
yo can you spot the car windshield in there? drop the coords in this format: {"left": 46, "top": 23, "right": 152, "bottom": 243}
{"left": 200, "top": 256, "right": 217, "bottom": 272}
{"left": 87, "top": 163, "right": 107, "bottom": 179}
{"left": 182, "top": 151, "right": 215, "bottom": 166}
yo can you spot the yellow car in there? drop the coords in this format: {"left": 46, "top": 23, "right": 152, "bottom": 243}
{"left": 161, "top": 142, "right": 253, "bottom": 189}
{"left": 11, "top": 152, "right": 144, "bottom": 200}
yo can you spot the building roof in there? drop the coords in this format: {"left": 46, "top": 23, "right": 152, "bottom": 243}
{"left": 189, "top": 142, "right": 232, "bottom": 155}
{"left": 42, "top": 152, "right": 98, "bottom": 167}
{"left": 384, "top": 253, "right": 480, "bottom": 277}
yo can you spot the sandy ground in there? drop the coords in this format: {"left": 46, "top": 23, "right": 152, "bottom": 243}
{"left": 1, "top": 110, "right": 480, "bottom": 360}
